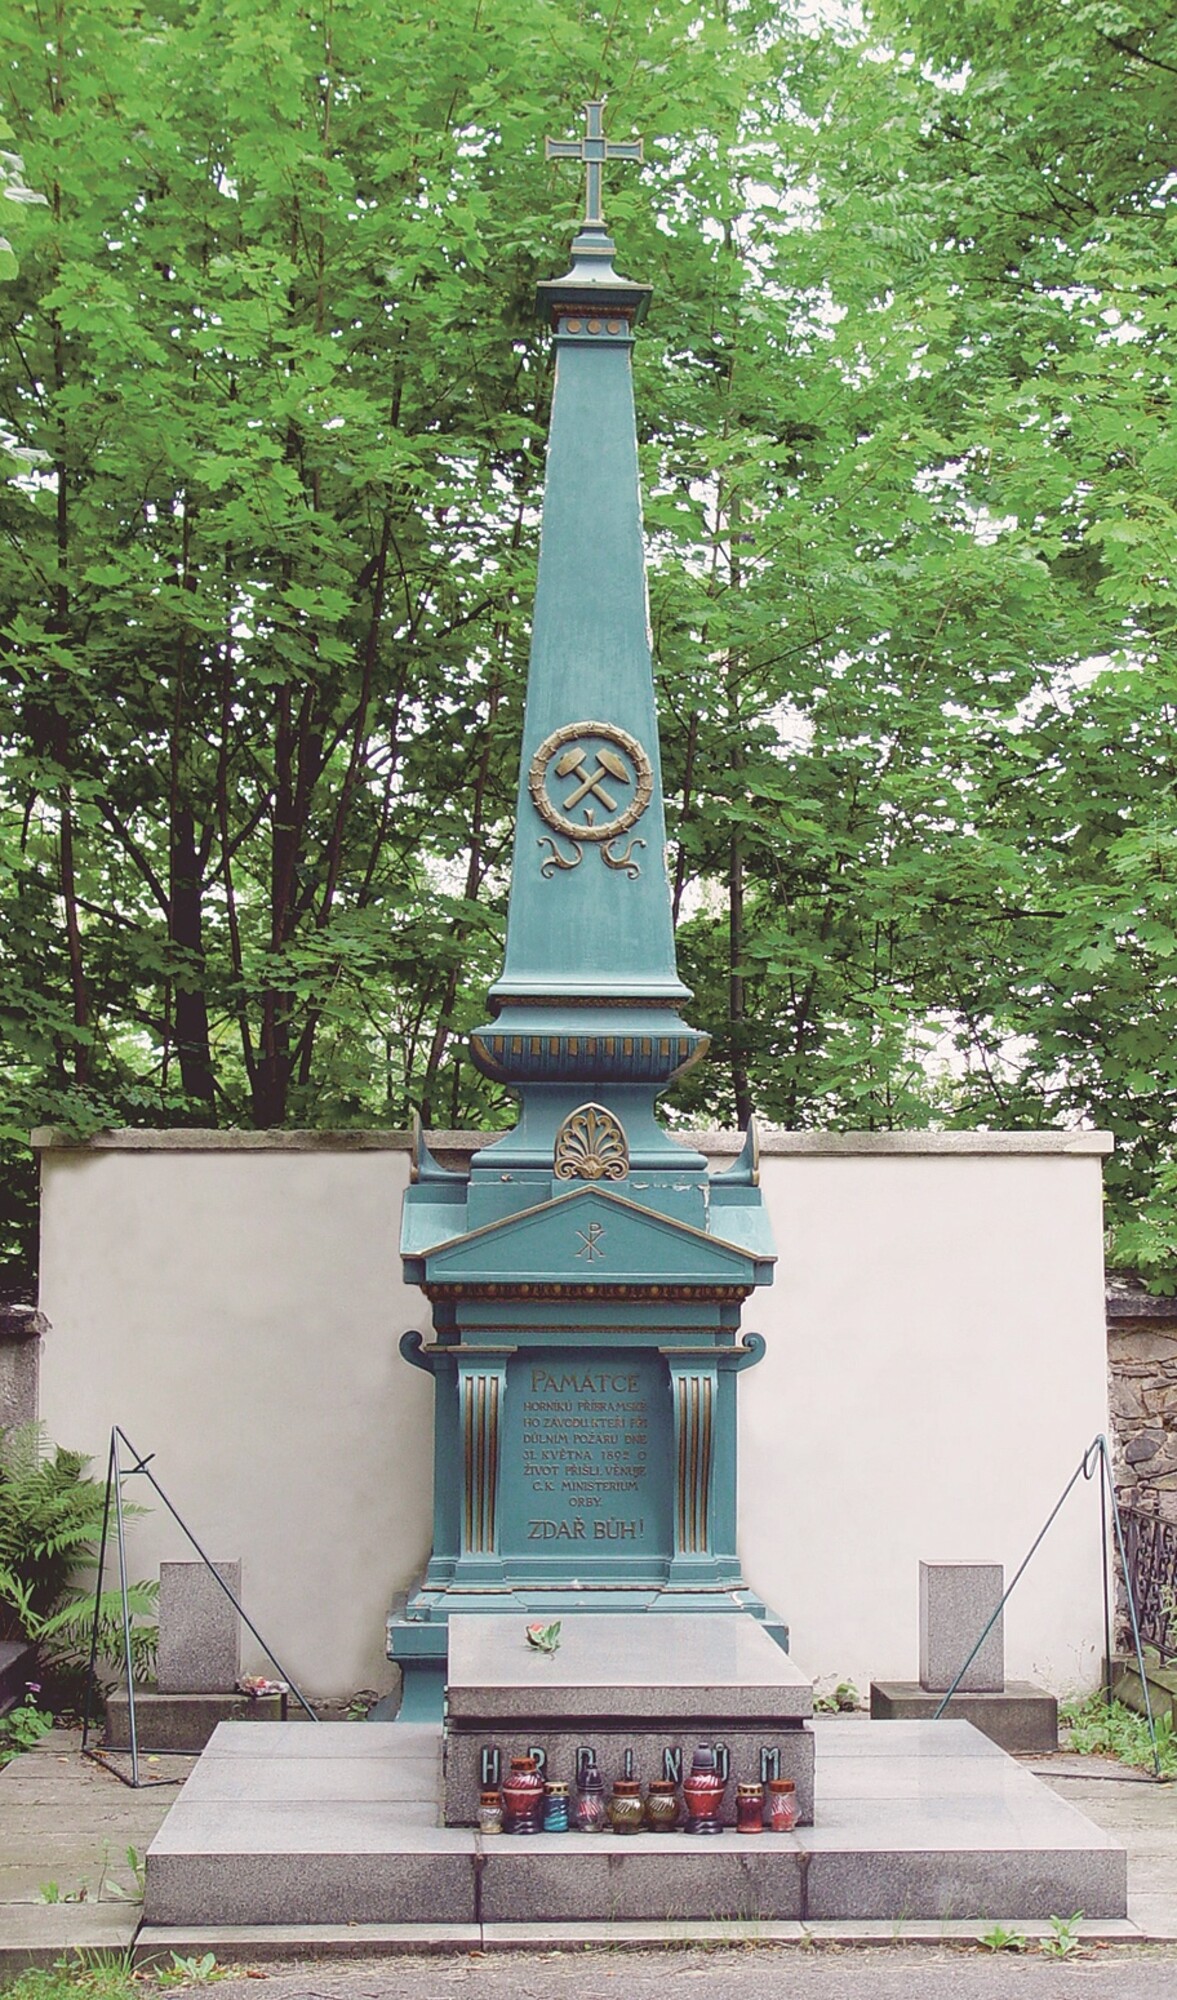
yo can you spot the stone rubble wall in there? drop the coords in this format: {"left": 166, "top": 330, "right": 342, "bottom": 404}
{"left": 1107, "top": 1293, "right": 1177, "bottom": 1521}
{"left": 0, "top": 1305, "right": 43, "bottom": 1432}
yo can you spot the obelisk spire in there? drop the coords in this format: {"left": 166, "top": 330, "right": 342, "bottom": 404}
{"left": 468, "top": 104, "right": 707, "bottom": 1172}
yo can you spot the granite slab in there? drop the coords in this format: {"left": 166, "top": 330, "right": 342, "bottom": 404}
{"left": 178, "top": 1753, "right": 438, "bottom": 1805}
{"left": 0, "top": 1638, "right": 37, "bottom": 1713}
{"left": 477, "top": 1837, "right": 805, "bottom": 1923}
{"left": 104, "top": 1690, "right": 284, "bottom": 1753}
{"left": 199, "top": 1721, "right": 429, "bottom": 1757}
{"left": 157, "top": 1562, "right": 241, "bottom": 1694}
{"left": 446, "top": 1612, "right": 813, "bottom": 1722}
{"left": 146, "top": 1841, "right": 475, "bottom": 1926}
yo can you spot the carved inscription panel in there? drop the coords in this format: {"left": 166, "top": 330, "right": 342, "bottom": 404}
{"left": 499, "top": 1347, "right": 672, "bottom": 1569}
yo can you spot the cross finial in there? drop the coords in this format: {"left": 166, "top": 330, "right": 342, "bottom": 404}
{"left": 545, "top": 100, "right": 643, "bottom": 232}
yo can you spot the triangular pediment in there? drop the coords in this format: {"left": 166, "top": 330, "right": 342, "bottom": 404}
{"left": 416, "top": 1185, "right": 770, "bottom": 1288}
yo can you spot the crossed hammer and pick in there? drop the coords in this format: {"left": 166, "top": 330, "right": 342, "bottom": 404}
{"left": 554, "top": 744, "right": 630, "bottom": 817}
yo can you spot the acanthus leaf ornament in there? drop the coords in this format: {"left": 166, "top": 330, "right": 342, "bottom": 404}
{"left": 530, "top": 720, "right": 653, "bottom": 876}
{"left": 554, "top": 1102, "right": 629, "bottom": 1181}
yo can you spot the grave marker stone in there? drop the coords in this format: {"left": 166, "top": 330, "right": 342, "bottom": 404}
{"left": 919, "top": 1560, "right": 1004, "bottom": 1692}
{"left": 870, "top": 1557, "right": 1057, "bottom": 1751}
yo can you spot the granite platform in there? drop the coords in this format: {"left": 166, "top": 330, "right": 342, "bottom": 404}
{"left": 142, "top": 1717, "right": 1127, "bottom": 1927}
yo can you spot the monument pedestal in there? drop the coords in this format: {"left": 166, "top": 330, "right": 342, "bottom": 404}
{"left": 389, "top": 1313, "right": 786, "bottom": 1718}
{"left": 869, "top": 1561, "right": 1058, "bottom": 1754}
{"left": 442, "top": 1611, "right": 815, "bottom": 1825}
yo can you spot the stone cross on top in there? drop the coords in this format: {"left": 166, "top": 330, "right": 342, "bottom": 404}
{"left": 545, "top": 100, "right": 643, "bottom": 230}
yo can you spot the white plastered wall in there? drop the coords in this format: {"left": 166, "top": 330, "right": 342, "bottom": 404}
{"left": 737, "top": 1140, "right": 1110, "bottom": 1698}
{"left": 35, "top": 1130, "right": 1110, "bottom": 1699}
{"left": 37, "top": 1139, "right": 433, "bottom": 1697}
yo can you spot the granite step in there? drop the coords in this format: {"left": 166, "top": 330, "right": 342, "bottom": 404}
{"left": 143, "top": 1718, "right": 1127, "bottom": 1926}
{"left": 0, "top": 1639, "right": 37, "bottom": 1714}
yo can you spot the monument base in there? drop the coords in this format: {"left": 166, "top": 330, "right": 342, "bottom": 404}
{"left": 141, "top": 1716, "right": 1125, "bottom": 1927}
{"left": 442, "top": 1610, "right": 814, "bottom": 1824}
{"left": 869, "top": 1680, "right": 1058, "bottom": 1754}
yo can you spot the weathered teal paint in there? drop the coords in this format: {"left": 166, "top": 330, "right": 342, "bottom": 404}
{"left": 388, "top": 115, "right": 781, "bottom": 1712}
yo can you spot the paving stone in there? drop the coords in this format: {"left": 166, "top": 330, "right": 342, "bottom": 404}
{"left": 479, "top": 1919, "right": 810, "bottom": 1947}
{"left": 134, "top": 1924, "right": 482, "bottom": 1962}
{"left": 0, "top": 1902, "right": 139, "bottom": 1973}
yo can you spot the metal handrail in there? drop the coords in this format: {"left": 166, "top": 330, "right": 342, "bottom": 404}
{"left": 931, "top": 1434, "right": 1162, "bottom": 1777}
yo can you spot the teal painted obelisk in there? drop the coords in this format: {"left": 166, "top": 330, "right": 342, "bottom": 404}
{"left": 390, "top": 107, "right": 779, "bottom": 1719}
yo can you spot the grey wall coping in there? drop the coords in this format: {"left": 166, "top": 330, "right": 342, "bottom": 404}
{"left": 0, "top": 1304, "right": 47, "bottom": 1345}
{"left": 32, "top": 1126, "right": 1114, "bottom": 1158}
{"left": 1106, "top": 1290, "right": 1177, "bottom": 1321}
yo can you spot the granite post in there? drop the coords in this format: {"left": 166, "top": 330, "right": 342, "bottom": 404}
{"left": 156, "top": 1561, "right": 242, "bottom": 1694}
{"left": 871, "top": 1559, "right": 1057, "bottom": 1752}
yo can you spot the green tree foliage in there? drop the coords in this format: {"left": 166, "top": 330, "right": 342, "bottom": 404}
{"left": 1, "top": 0, "right": 1176, "bottom": 1284}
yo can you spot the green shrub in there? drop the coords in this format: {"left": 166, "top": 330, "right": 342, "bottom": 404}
{"left": 1060, "top": 1692, "right": 1177, "bottom": 1775}
{"left": 0, "top": 1688, "right": 52, "bottom": 1766}
{"left": 0, "top": 1424, "right": 157, "bottom": 1710}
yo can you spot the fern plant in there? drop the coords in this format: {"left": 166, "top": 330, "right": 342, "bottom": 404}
{"left": 0, "top": 1424, "right": 157, "bottom": 1707}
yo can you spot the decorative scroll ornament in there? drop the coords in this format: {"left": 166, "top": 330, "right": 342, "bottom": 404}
{"left": 554, "top": 1102, "right": 629, "bottom": 1181}
{"left": 530, "top": 720, "right": 653, "bottom": 877}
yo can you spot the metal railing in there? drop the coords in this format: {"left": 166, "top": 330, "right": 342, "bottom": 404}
{"left": 931, "top": 1434, "right": 1163, "bottom": 1775}
{"left": 1121, "top": 1504, "right": 1177, "bottom": 1665}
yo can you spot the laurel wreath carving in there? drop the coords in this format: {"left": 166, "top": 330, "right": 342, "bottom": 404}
{"left": 529, "top": 720, "right": 653, "bottom": 844}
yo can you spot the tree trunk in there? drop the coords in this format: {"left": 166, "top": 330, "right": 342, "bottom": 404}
{"left": 729, "top": 816, "right": 753, "bottom": 1130}
{"left": 168, "top": 803, "right": 217, "bottom": 1117}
